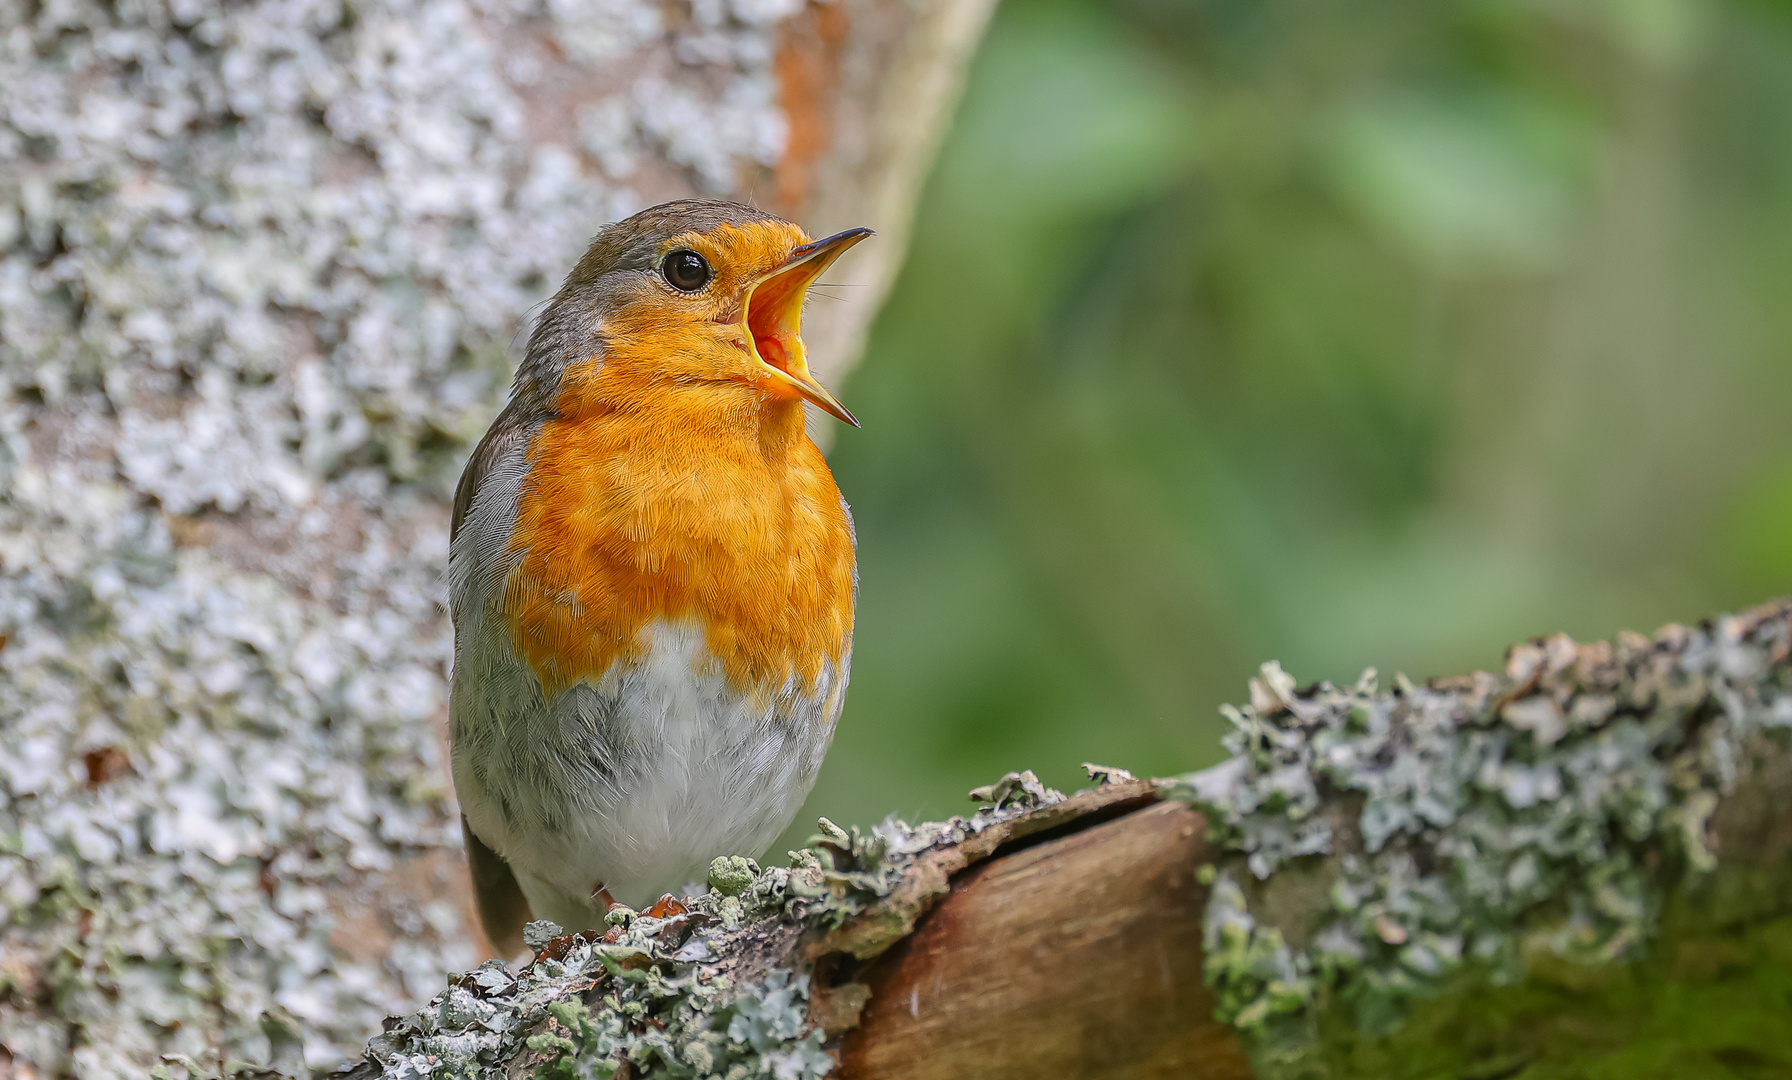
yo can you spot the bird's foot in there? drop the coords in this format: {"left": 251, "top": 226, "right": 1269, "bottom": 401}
{"left": 642, "top": 893, "right": 688, "bottom": 919}
{"left": 533, "top": 893, "right": 707, "bottom": 964}
{"left": 525, "top": 883, "right": 620, "bottom": 964}
{"left": 530, "top": 927, "right": 603, "bottom": 964}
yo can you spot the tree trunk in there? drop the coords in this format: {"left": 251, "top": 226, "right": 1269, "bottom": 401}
{"left": 0, "top": 2, "right": 991, "bottom": 1075}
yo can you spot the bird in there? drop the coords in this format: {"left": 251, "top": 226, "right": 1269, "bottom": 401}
{"left": 446, "top": 200, "right": 867, "bottom": 957}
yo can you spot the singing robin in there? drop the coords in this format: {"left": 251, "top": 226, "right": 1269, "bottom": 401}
{"left": 447, "top": 200, "right": 868, "bottom": 956}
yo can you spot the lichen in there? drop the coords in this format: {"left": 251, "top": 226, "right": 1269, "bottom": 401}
{"left": 0, "top": 0, "right": 799, "bottom": 1073}
{"left": 332, "top": 778, "right": 1075, "bottom": 1080}
{"left": 523, "top": 964, "right": 832, "bottom": 1080}
{"left": 353, "top": 887, "right": 835, "bottom": 1080}
{"left": 1171, "top": 606, "right": 1792, "bottom": 1076}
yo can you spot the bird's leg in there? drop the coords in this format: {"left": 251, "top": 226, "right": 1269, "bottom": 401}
{"left": 528, "top": 883, "right": 619, "bottom": 963}
{"left": 530, "top": 925, "right": 603, "bottom": 964}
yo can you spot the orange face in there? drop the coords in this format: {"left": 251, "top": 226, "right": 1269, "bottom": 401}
{"left": 564, "top": 219, "right": 868, "bottom": 426}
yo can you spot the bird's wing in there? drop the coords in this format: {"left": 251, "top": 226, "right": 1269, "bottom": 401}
{"left": 451, "top": 402, "right": 530, "bottom": 543}
{"left": 452, "top": 406, "right": 539, "bottom": 957}
{"left": 462, "top": 815, "right": 532, "bottom": 958}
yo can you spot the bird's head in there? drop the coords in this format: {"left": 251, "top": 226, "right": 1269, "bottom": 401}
{"left": 517, "top": 200, "right": 871, "bottom": 428}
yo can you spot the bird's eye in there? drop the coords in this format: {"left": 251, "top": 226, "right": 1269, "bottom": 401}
{"left": 661, "top": 250, "right": 712, "bottom": 292}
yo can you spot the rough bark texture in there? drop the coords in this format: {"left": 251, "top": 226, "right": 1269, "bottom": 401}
{"left": 837, "top": 664, "right": 1792, "bottom": 1079}
{"left": 838, "top": 802, "right": 1256, "bottom": 1080}
{"left": 0, "top": 2, "right": 992, "bottom": 1075}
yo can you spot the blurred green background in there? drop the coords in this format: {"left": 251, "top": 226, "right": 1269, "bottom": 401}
{"left": 783, "top": 0, "right": 1792, "bottom": 842}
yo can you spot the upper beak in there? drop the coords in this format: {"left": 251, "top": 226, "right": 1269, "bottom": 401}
{"left": 742, "top": 227, "right": 874, "bottom": 427}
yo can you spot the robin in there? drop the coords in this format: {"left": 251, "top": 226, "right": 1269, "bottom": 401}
{"left": 447, "top": 200, "right": 868, "bottom": 956}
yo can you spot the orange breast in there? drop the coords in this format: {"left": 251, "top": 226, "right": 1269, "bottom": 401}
{"left": 501, "top": 355, "right": 856, "bottom": 702}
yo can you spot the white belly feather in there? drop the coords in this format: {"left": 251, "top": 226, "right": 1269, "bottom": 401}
{"left": 450, "top": 611, "right": 843, "bottom": 926}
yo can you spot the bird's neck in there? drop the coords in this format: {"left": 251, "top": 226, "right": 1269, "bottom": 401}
{"left": 544, "top": 357, "right": 810, "bottom": 457}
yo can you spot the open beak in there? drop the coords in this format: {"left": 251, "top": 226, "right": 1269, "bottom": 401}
{"left": 742, "top": 227, "right": 873, "bottom": 427}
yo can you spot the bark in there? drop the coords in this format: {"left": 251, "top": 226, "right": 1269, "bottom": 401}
{"left": 834, "top": 741, "right": 1792, "bottom": 1079}
{"left": 833, "top": 602, "right": 1792, "bottom": 1079}
{"left": 838, "top": 801, "right": 1255, "bottom": 1079}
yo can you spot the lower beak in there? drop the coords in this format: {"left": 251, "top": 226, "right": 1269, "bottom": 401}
{"left": 743, "top": 227, "right": 873, "bottom": 427}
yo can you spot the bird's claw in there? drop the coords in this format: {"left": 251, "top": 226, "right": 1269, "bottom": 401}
{"left": 531, "top": 927, "right": 603, "bottom": 965}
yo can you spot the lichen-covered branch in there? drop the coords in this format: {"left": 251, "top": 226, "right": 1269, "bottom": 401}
{"left": 324, "top": 774, "right": 1160, "bottom": 1080}
{"left": 1174, "top": 599, "right": 1792, "bottom": 1078}
{"left": 313, "top": 599, "right": 1791, "bottom": 1080}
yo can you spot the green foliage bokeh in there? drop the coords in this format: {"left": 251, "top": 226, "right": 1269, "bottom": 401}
{"left": 786, "top": 0, "right": 1792, "bottom": 841}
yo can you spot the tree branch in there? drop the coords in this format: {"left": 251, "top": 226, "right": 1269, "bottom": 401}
{"left": 336, "top": 599, "right": 1792, "bottom": 1079}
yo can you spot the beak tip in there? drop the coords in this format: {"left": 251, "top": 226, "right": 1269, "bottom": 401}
{"left": 790, "top": 227, "right": 876, "bottom": 264}
{"left": 816, "top": 401, "right": 859, "bottom": 428}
